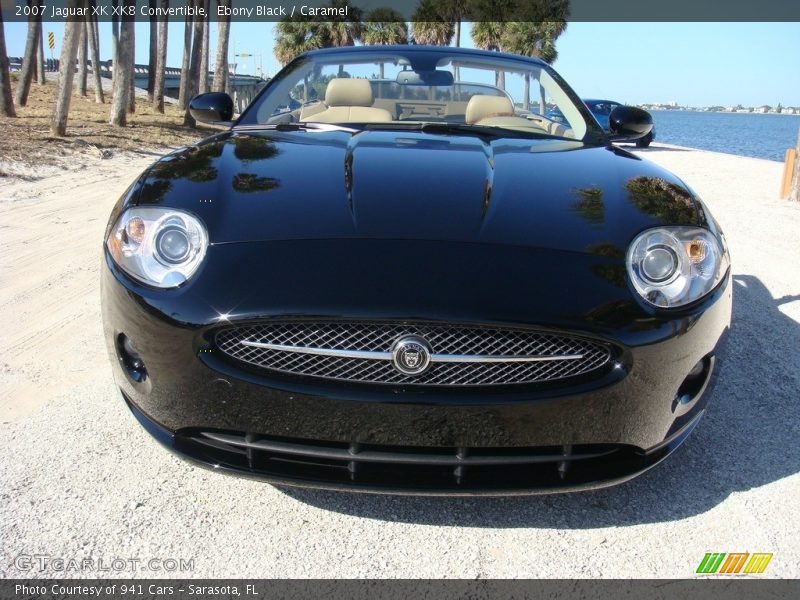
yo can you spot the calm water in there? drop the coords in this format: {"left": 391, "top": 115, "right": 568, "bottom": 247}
{"left": 648, "top": 110, "right": 800, "bottom": 162}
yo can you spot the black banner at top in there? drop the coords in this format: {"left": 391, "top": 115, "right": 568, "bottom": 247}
{"left": 2, "top": 0, "right": 800, "bottom": 23}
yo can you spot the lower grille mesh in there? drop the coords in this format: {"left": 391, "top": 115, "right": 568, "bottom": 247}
{"left": 179, "top": 430, "right": 636, "bottom": 490}
{"left": 214, "top": 321, "right": 611, "bottom": 386}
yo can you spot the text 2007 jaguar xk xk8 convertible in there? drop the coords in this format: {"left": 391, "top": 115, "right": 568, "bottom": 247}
{"left": 102, "top": 46, "right": 730, "bottom": 494}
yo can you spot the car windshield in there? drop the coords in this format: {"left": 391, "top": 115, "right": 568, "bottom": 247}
{"left": 238, "top": 48, "right": 593, "bottom": 141}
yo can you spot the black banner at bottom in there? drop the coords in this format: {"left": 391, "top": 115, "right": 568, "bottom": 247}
{"left": 2, "top": 580, "right": 800, "bottom": 600}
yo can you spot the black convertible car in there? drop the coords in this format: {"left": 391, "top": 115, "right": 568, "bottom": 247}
{"left": 102, "top": 46, "right": 731, "bottom": 494}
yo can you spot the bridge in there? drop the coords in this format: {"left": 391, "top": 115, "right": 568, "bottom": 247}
{"left": 7, "top": 57, "right": 268, "bottom": 111}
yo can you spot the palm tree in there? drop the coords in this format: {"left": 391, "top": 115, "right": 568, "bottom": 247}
{"left": 36, "top": 20, "right": 45, "bottom": 85}
{"left": 127, "top": 18, "right": 135, "bottom": 113}
{"left": 274, "top": 17, "right": 323, "bottom": 67}
{"left": 410, "top": 0, "right": 454, "bottom": 46}
{"left": 52, "top": 0, "right": 85, "bottom": 135}
{"left": 178, "top": 7, "right": 193, "bottom": 109}
{"left": 109, "top": 0, "right": 134, "bottom": 126}
{"left": 87, "top": 3, "right": 104, "bottom": 103}
{"left": 15, "top": 0, "right": 42, "bottom": 107}
{"left": 0, "top": 8, "right": 16, "bottom": 117}
{"left": 111, "top": 0, "right": 119, "bottom": 92}
{"left": 77, "top": 21, "right": 88, "bottom": 97}
{"left": 361, "top": 9, "right": 407, "bottom": 79}
{"left": 442, "top": 0, "right": 467, "bottom": 47}
{"left": 213, "top": 0, "right": 231, "bottom": 92}
{"left": 317, "top": 0, "right": 363, "bottom": 75}
{"left": 471, "top": 21, "right": 505, "bottom": 87}
{"left": 147, "top": 0, "right": 157, "bottom": 100}
{"left": 502, "top": 20, "right": 568, "bottom": 110}
{"left": 198, "top": 0, "right": 210, "bottom": 94}
{"left": 320, "top": 0, "right": 363, "bottom": 47}
{"left": 184, "top": 1, "right": 205, "bottom": 126}
{"left": 153, "top": 0, "right": 168, "bottom": 112}
{"left": 362, "top": 9, "right": 408, "bottom": 46}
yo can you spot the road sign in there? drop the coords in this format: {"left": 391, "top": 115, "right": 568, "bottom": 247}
{"left": 47, "top": 31, "right": 55, "bottom": 50}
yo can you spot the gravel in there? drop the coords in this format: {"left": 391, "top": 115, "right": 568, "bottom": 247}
{"left": 0, "top": 143, "right": 798, "bottom": 578}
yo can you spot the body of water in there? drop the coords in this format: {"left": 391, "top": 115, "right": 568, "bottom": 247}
{"left": 648, "top": 110, "right": 800, "bottom": 162}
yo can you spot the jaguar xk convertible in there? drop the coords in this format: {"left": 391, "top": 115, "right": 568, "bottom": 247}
{"left": 102, "top": 46, "right": 731, "bottom": 494}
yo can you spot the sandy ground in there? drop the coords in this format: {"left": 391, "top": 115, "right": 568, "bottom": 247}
{"left": 0, "top": 142, "right": 799, "bottom": 578}
{"left": 0, "top": 75, "right": 201, "bottom": 181}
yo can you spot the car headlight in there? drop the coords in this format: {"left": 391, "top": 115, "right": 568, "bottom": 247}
{"left": 106, "top": 207, "right": 208, "bottom": 288}
{"left": 626, "top": 226, "right": 729, "bottom": 308}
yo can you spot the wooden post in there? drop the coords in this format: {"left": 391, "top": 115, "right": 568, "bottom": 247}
{"left": 790, "top": 127, "right": 800, "bottom": 202}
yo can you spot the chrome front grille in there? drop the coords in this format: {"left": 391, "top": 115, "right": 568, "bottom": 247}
{"left": 214, "top": 321, "right": 612, "bottom": 386}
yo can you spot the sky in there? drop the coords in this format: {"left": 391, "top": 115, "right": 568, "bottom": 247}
{"left": 4, "top": 21, "right": 800, "bottom": 107}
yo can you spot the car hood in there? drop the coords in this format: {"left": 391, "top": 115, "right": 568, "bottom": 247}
{"left": 133, "top": 128, "right": 707, "bottom": 255}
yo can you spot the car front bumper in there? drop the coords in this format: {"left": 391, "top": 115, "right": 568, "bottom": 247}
{"left": 101, "top": 239, "right": 731, "bottom": 494}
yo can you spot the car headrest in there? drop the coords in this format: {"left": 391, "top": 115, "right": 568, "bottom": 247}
{"left": 325, "top": 79, "right": 374, "bottom": 108}
{"left": 465, "top": 95, "right": 515, "bottom": 124}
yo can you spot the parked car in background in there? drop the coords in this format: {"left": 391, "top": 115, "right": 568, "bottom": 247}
{"left": 103, "top": 45, "right": 729, "bottom": 495}
{"left": 585, "top": 99, "right": 655, "bottom": 147}
{"left": 548, "top": 99, "right": 656, "bottom": 147}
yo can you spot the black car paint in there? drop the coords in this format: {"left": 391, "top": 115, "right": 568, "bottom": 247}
{"left": 112, "top": 130, "right": 707, "bottom": 250}
{"left": 102, "top": 46, "right": 730, "bottom": 494}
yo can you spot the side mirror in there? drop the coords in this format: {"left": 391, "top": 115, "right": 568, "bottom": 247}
{"left": 189, "top": 92, "right": 234, "bottom": 124}
{"left": 608, "top": 105, "right": 653, "bottom": 141}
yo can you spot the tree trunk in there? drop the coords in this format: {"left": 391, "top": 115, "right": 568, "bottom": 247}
{"left": 213, "top": 0, "right": 231, "bottom": 93}
{"left": 454, "top": 21, "right": 461, "bottom": 47}
{"left": 36, "top": 20, "right": 45, "bottom": 85}
{"left": 51, "top": 2, "right": 84, "bottom": 136}
{"left": 184, "top": 2, "right": 204, "bottom": 126}
{"left": 178, "top": 7, "right": 193, "bottom": 109}
{"left": 153, "top": 0, "right": 168, "bottom": 113}
{"left": 198, "top": 0, "right": 210, "bottom": 95}
{"left": 791, "top": 128, "right": 800, "bottom": 202}
{"left": 109, "top": 1, "right": 134, "bottom": 126}
{"left": 147, "top": 0, "right": 157, "bottom": 100}
{"left": 128, "top": 21, "right": 135, "bottom": 113}
{"left": 539, "top": 85, "right": 546, "bottom": 115}
{"left": 77, "top": 20, "right": 88, "bottom": 96}
{"left": 111, "top": 0, "right": 119, "bottom": 93}
{"left": 15, "top": 0, "right": 42, "bottom": 107}
{"left": 523, "top": 73, "right": 530, "bottom": 111}
{"left": 0, "top": 8, "right": 16, "bottom": 117}
{"left": 87, "top": 5, "right": 104, "bottom": 103}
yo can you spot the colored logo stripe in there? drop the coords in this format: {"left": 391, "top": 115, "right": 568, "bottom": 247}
{"left": 719, "top": 553, "right": 749, "bottom": 574}
{"left": 697, "top": 552, "right": 773, "bottom": 574}
{"left": 744, "top": 553, "right": 773, "bottom": 574}
{"left": 697, "top": 553, "right": 726, "bottom": 573}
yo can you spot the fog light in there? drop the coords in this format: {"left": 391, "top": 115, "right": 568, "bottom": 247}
{"left": 672, "top": 356, "right": 713, "bottom": 417}
{"left": 118, "top": 334, "right": 147, "bottom": 382}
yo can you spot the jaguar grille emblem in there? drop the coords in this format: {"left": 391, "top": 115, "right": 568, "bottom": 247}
{"left": 391, "top": 336, "right": 432, "bottom": 375}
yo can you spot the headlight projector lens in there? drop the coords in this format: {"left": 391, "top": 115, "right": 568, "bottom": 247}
{"left": 641, "top": 245, "right": 678, "bottom": 283}
{"left": 156, "top": 226, "right": 191, "bottom": 264}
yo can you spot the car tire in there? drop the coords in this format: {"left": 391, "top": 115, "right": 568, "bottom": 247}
{"left": 636, "top": 133, "right": 653, "bottom": 148}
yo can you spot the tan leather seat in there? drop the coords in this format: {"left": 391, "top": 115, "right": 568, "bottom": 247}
{"left": 465, "top": 95, "right": 516, "bottom": 124}
{"left": 300, "top": 79, "right": 392, "bottom": 123}
{"left": 467, "top": 95, "right": 559, "bottom": 134}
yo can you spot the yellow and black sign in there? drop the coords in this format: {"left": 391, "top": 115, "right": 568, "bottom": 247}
{"left": 47, "top": 31, "right": 55, "bottom": 50}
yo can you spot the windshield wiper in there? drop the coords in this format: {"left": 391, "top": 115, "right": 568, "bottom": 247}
{"left": 363, "top": 121, "right": 563, "bottom": 140}
{"left": 236, "top": 122, "right": 358, "bottom": 134}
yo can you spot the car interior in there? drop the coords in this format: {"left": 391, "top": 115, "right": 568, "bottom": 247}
{"left": 291, "top": 77, "right": 572, "bottom": 137}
